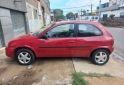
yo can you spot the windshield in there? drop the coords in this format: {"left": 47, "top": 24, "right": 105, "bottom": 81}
{"left": 32, "top": 23, "right": 56, "bottom": 36}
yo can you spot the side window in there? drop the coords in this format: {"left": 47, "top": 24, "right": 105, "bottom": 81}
{"left": 78, "top": 24, "right": 102, "bottom": 37}
{"left": 46, "top": 24, "right": 74, "bottom": 38}
{"left": 95, "top": 17, "right": 98, "bottom": 19}
{"left": 92, "top": 17, "right": 94, "bottom": 19}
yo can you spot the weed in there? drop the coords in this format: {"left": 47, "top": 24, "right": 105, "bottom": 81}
{"left": 72, "top": 73, "right": 88, "bottom": 85}
{"left": 41, "top": 26, "right": 46, "bottom": 29}
{"left": 72, "top": 72, "right": 113, "bottom": 85}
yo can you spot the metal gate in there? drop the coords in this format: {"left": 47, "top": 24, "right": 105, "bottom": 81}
{"left": 10, "top": 10, "right": 26, "bottom": 38}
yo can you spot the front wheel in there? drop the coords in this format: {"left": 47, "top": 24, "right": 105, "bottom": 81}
{"left": 91, "top": 49, "right": 110, "bottom": 65}
{"left": 15, "top": 49, "right": 35, "bottom": 65}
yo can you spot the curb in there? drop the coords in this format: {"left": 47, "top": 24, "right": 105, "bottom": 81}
{"left": 0, "top": 47, "right": 5, "bottom": 51}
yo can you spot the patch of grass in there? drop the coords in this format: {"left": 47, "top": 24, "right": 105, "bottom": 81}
{"left": 41, "top": 26, "right": 46, "bottom": 29}
{"left": 81, "top": 72, "right": 113, "bottom": 78}
{"left": 72, "top": 73, "right": 89, "bottom": 85}
{"left": 72, "top": 72, "right": 113, "bottom": 85}
{"left": 103, "top": 73, "right": 113, "bottom": 77}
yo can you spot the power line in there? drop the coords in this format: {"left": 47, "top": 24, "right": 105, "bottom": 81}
{"left": 51, "top": 5, "right": 91, "bottom": 10}
{"left": 85, "top": 0, "right": 96, "bottom": 5}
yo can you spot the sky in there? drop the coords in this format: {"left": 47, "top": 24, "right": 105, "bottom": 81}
{"left": 49, "top": 0, "right": 109, "bottom": 15}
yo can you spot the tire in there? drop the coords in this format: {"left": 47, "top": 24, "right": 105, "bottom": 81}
{"left": 91, "top": 49, "right": 110, "bottom": 65}
{"left": 15, "top": 48, "right": 35, "bottom": 65}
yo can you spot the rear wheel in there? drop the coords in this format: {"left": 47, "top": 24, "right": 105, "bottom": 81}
{"left": 91, "top": 49, "right": 110, "bottom": 65}
{"left": 15, "top": 49, "right": 35, "bottom": 65}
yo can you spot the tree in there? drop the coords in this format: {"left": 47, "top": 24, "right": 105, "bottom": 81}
{"left": 66, "top": 12, "right": 74, "bottom": 19}
{"left": 53, "top": 9, "right": 64, "bottom": 21}
{"left": 110, "top": 14, "right": 115, "bottom": 20}
{"left": 82, "top": 10, "right": 86, "bottom": 16}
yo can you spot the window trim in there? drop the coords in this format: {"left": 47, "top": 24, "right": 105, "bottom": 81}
{"left": 76, "top": 24, "right": 103, "bottom": 37}
{"left": 46, "top": 23, "right": 77, "bottom": 39}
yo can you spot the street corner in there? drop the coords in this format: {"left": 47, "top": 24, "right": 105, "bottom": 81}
{"left": 72, "top": 55, "right": 124, "bottom": 78}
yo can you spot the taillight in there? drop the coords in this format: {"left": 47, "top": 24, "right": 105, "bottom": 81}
{"left": 111, "top": 39, "right": 114, "bottom": 46}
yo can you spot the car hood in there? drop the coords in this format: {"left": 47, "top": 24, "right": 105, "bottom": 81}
{"left": 13, "top": 34, "right": 36, "bottom": 40}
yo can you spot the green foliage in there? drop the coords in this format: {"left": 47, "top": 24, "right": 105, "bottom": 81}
{"left": 81, "top": 72, "right": 113, "bottom": 78}
{"left": 72, "top": 73, "right": 88, "bottom": 85}
{"left": 72, "top": 72, "right": 113, "bottom": 85}
{"left": 66, "top": 12, "right": 74, "bottom": 19}
{"left": 41, "top": 26, "right": 46, "bottom": 29}
{"left": 82, "top": 10, "right": 86, "bottom": 15}
{"left": 53, "top": 9, "right": 64, "bottom": 21}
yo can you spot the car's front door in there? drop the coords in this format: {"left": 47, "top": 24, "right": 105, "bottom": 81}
{"left": 37, "top": 24, "right": 77, "bottom": 57}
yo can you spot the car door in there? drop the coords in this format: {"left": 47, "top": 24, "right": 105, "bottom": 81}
{"left": 75, "top": 24, "right": 103, "bottom": 57}
{"left": 37, "top": 24, "right": 77, "bottom": 57}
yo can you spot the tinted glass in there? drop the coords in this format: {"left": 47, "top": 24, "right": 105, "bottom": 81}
{"left": 46, "top": 24, "right": 74, "bottom": 38}
{"left": 78, "top": 24, "right": 102, "bottom": 37}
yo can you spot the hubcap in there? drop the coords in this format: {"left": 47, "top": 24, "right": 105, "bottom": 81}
{"left": 18, "top": 52, "right": 31, "bottom": 64}
{"left": 95, "top": 52, "right": 107, "bottom": 64}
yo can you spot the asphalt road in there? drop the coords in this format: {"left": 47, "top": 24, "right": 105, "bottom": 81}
{"left": 106, "top": 27, "right": 124, "bottom": 57}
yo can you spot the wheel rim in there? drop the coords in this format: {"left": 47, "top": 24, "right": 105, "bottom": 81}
{"left": 18, "top": 52, "right": 31, "bottom": 64}
{"left": 95, "top": 52, "right": 107, "bottom": 64}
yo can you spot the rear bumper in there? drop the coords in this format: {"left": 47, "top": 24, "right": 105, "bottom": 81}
{"left": 110, "top": 46, "right": 114, "bottom": 54}
{"left": 5, "top": 47, "right": 14, "bottom": 58}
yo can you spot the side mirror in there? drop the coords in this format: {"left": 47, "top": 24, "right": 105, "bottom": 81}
{"left": 39, "top": 35, "right": 48, "bottom": 39}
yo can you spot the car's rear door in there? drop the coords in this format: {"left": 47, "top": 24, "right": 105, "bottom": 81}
{"left": 37, "top": 24, "right": 77, "bottom": 57}
{"left": 75, "top": 24, "right": 103, "bottom": 57}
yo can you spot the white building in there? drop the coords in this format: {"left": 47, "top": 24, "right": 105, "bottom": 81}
{"left": 96, "top": 0, "right": 124, "bottom": 20}
{"left": 109, "top": 0, "right": 121, "bottom": 6}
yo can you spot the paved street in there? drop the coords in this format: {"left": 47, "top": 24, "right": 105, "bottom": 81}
{"left": 106, "top": 27, "right": 124, "bottom": 58}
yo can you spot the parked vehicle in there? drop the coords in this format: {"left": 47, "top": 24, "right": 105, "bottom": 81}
{"left": 82, "top": 16, "right": 99, "bottom": 22}
{"left": 6, "top": 21, "right": 114, "bottom": 65}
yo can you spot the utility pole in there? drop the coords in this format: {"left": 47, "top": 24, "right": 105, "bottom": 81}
{"left": 91, "top": 4, "right": 92, "bottom": 15}
{"left": 81, "top": 9, "right": 83, "bottom": 20}
{"left": 99, "top": 0, "right": 101, "bottom": 21}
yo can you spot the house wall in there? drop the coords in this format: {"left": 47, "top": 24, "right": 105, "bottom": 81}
{"left": 101, "top": 8, "right": 124, "bottom": 18}
{"left": 40, "top": 0, "right": 50, "bottom": 14}
{"left": 40, "top": 0, "right": 51, "bottom": 26}
{"left": 0, "top": 0, "right": 29, "bottom": 47}
{"left": 26, "top": 0, "right": 42, "bottom": 32}
{"left": 0, "top": 8, "right": 14, "bottom": 46}
{"left": 109, "top": 0, "right": 121, "bottom": 6}
{"left": 45, "top": 13, "right": 51, "bottom": 25}
{"left": 0, "top": 0, "right": 27, "bottom": 12}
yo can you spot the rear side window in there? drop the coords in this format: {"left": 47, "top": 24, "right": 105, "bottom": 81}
{"left": 78, "top": 24, "right": 103, "bottom": 37}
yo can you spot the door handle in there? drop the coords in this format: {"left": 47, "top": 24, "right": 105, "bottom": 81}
{"left": 70, "top": 41, "right": 75, "bottom": 43}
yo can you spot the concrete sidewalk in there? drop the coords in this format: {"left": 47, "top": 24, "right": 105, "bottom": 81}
{"left": 0, "top": 47, "right": 6, "bottom": 60}
{"left": 73, "top": 55, "right": 124, "bottom": 77}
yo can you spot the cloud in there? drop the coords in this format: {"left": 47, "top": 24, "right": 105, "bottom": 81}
{"left": 66, "top": 0, "right": 89, "bottom": 7}
{"left": 66, "top": 0, "right": 109, "bottom": 8}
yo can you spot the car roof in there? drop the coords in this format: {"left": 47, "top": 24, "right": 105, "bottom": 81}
{"left": 56, "top": 20, "right": 99, "bottom": 25}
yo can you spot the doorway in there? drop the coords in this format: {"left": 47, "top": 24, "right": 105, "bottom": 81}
{"left": 42, "top": 6, "right": 46, "bottom": 26}
{"left": 103, "top": 14, "right": 108, "bottom": 21}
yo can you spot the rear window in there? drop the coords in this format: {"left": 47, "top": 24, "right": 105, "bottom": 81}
{"left": 78, "top": 24, "right": 103, "bottom": 37}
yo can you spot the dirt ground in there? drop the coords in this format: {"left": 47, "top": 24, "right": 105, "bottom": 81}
{"left": 1, "top": 47, "right": 124, "bottom": 85}
{"left": 84, "top": 77, "right": 124, "bottom": 85}
{"left": 0, "top": 48, "right": 74, "bottom": 85}
{"left": 73, "top": 54, "right": 124, "bottom": 85}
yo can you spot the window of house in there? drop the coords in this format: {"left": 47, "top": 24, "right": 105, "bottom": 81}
{"left": 34, "top": 9, "right": 38, "bottom": 19}
{"left": 78, "top": 24, "right": 103, "bottom": 37}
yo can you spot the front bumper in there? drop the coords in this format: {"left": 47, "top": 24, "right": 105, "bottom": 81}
{"left": 5, "top": 47, "right": 15, "bottom": 58}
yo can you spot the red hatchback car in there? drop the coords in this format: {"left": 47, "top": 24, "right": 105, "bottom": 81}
{"left": 6, "top": 21, "right": 114, "bottom": 65}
